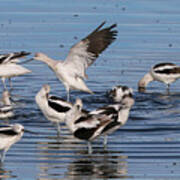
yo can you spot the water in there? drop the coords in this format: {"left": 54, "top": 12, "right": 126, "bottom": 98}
{"left": 0, "top": 0, "right": 180, "bottom": 179}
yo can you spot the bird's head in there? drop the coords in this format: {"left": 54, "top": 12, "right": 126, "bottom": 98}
{"left": 74, "top": 98, "right": 83, "bottom": 111}
{"left": 12, "top": 124, "right": 24, "bottom": 134}
{"left": 121, "top": 95, "right": 135, "bottom": 109}
{"left": 138, "top": 72, "right": 154, "bottom": 91}
{"left": 108, "top": 85, "right": 133, "bottom": 103}
{"left": 42, "top": 84, "right": 50, "bottom": 97}
{"left": 34, "top": 52, "right": 49, "bottom": 62}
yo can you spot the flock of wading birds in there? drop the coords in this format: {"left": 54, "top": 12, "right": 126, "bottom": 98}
{"left": 0, "top": 21, "right": 180, "bottom": 162}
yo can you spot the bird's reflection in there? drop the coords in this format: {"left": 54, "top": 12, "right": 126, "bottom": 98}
{"left": 66, "top": 152, "right": 129, "bottom": 179}
{"left": 0, "top": 164, "right": 15, "bottom": 179}
{"left": 36, "top": 133, "right": 130, "bottom": 179}
{"left": 137, "top": 87, "right": 180, "bottom": 104}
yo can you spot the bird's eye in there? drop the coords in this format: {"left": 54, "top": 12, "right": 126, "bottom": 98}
{"left": 76, "top": 105, "right": 80, "bottom": 110}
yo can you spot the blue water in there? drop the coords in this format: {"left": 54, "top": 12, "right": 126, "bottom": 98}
{"left": 0, "top": 0, "right": 180, "bottom": 179}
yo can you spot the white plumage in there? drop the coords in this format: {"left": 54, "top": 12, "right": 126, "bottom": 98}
{"left": 33, "top": 22, "right": 117, "bottom": 101}
{"left": 0, "top": 124, "right": 24, "bottom": 162}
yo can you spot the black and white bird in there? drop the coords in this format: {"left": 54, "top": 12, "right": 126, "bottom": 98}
{"left": 35, "top": 84, "right": 73, "bottom": 135}
{"left": 65, "top": 94, "right": 134, "bottom": 154}
{"left": 33, "top": 21, "right": 118, "bottom": 101}
{"left": 0, "top": 51, "right": 31, "bottom": 90}
{"left": 138, "top": 63, "right": 180, "bottom": 91}
{"left": 0, "top": 124, "right": 24, "bottom": 162}
{"left": 107, "top": 85, "right": 133, "bottom": 103}
{"left": 90, "top": 88, "right": 134, "bottom": 146}
{"left": 0, "top": 90, "right": 14, "bottom": 118}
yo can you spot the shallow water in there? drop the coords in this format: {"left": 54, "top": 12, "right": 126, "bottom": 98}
{"left": 0, "top": 0, "right": 180, "bottom": 179}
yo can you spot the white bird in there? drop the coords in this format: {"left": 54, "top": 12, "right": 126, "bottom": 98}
{"left": 138, "top": 63, "right": 180, "bottom": 92}
{"left": 0, "top": 124, "right": 24, "bottom": 162}
{"left": 65, "top": 95, "right": 134, "bottom": 154}
{"left": 107, "top": 85, "right": 133, "bottom": 103}
{"left": 0, "top": 51, "right": 31, "bottom": 90}
{"left": 33, "top": 21, "right": 118, "bottom": 101}
{"left": 35, "top": 84, "right": 73, "bottom": 135}
{"left": 0, "top": 90, "right": 14, "bottom": 118}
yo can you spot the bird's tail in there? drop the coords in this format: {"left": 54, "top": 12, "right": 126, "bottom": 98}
{"left": 81, "top": 87, "right": 94, "bottom": 94}
{"left": 86, "top": 89, "right": 94, "bottom": 94}
{"left": 75, "top": 78, "right": 94, "bottom": 94}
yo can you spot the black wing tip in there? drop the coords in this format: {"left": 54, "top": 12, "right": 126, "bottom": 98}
{"left": 95, "top": 21, "right": 118, "bottom": 32}
{"left": 12, "top": 51, "right": 31, "bottom": 59}
{"left": 81, "top": 21, "right": 118, "bottom": 59}
{"left": 19, "top": 51, "right": 31, "bottom": 56}
{"left": 103, "top": 22, "right": 118, "bottom": 38}
{"left": 93, "top": 21, "right": 106, "bottom": 33}
{"left": 98, "top": 21, "right": 117, "bottom": 30}
{"left": 101, "top": 21, "right": 106, "bottom": 26}
{"left": 109, "top": 23, "right": 117, "bottom": 29}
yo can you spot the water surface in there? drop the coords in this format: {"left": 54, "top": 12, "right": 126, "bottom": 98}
{"left": 0, "top": 0, "right": 180, "bottom": 179}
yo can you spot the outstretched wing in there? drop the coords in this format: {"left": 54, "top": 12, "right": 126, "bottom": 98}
{"left": 63, "top": 22, "right": 118, "bottom": 79}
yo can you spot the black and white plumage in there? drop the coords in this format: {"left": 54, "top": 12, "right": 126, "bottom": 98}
{"left": 35, "top": 84, "right": 73, "bottom": 135}
{"left": 0, "top": 124, "right": 24, "bottom": 162}
{"left": 0, "top": 90, "right": 14, "bottom": 118}
{"left": 107, "top": 85, "right": 133, "bottom": 103}
{"left": 0, "top": 51, "right": 31, "bottom": 90}
{"left": 0, "top": 51, "right": 31, "bottom": 64}
{"left": 34, "top": 22, "right": 118, "bottom": 101}
{"left": 138, "top": 63, "right": 180, "bottom": 91}
{"left": 65, "top": 95, "right": 134, "bottom": 154}
{"left": 90, "top": 91, "right": 134, "bottom": 146}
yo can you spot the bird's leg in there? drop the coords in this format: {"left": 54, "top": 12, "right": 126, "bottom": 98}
{"left": 103, "top": 135, "right": 108, "bottom": 147}
{"left": 8, "top": 78, "right": 13, "bottom": 90}
{"left": 1, "top": 77, "right": 7, "bottom": 90}
{"left": 0, "top": 150, "right": 6, "bottom": 163}
{"left": 166, "top": 84, "right": 170, "bottom": 95}
{"left": 87, "top": 141, "right": 93, "bottom": 154}
{"left": 56, "top": 122, "right": 61, "bottom": 137}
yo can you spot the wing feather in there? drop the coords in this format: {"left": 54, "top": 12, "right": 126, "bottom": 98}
{"left": 63, "top": 22, "right": 117, "bottom": 79}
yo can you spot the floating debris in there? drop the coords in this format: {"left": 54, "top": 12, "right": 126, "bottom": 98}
{"left": 122, "top": 7, "right": 126, "bottom": 11}
{"left": 59, "top": 44, "right": 64, "bottom": 48}
{"left": 73, "top": 14, "right": 79, "bottom": 17}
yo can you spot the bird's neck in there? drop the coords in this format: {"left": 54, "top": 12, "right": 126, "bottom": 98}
{"left": 138, "top": 72, "right": 154, "bottom": 88}
{"left": 36, "top": 90, "right": 48, "bottom": 106}
{"left": 117, "top": 108, "right": 130, "bottom": 125}
{"left": 40, "top": 56, "right": 58, "bottom": 70}
{"left": 3, "top": 97, "right": 11, "bottom": 106}
{"left": 65, "top": 107, "right": 81, "bottom": 132}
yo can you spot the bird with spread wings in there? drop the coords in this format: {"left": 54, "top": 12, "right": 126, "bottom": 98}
{"left": 34, "top": 22, "right": 118, "bottom": 101}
